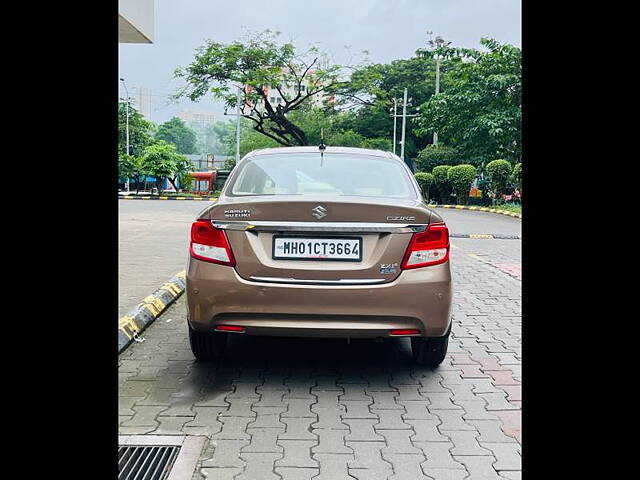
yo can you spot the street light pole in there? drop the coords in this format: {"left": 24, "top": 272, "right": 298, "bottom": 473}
{"left": 434, "top": 56, "right": 440, "bottom": 146}
{"left": 225, "top": 87, "right": 243, "bottom": 166}
{"left": 392, "top": 98, "right": 397, "bottom": 155}
{"left": 427, "top": 34, "right": 451, "bottom": 146}
{"left": 235, "top": 87, "right": 241, "bottom": 163}
{"left": 120, "top": 78, "right": 130, "bottom": 192}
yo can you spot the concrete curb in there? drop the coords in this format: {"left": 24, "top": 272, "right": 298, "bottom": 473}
{"left": 429, "top": 204, "right": 522, "bottom": 219}
{"left": 119, "top": 196, "right": 218, "bottom": 201}
{"left": 117, "top": 197, "right": 520, "bottom": 220}
{"left": 450, "top": 233, "right": 520, "bottom": 239}
{"left": 118, "top": 270, "right": 186, "bottom": 353}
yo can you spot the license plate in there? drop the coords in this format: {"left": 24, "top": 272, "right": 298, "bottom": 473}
{"left": 272, "top": 236, "right": 362, "bottom": 261}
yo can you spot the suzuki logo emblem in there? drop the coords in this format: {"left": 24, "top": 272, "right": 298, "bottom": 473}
{"left": 312, "top": 205, "right": 327, "bottom": 219}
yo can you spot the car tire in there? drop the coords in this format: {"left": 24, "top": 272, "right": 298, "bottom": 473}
{"left": 188, "top": 324, "right": 227, "bottom": 360}
{"left": 411, "top": 323, "right": 451, "bottom": 367}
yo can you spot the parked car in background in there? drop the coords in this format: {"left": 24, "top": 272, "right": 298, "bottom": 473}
{"left": 186, "top": 146, "right": 453, "bottom": 366}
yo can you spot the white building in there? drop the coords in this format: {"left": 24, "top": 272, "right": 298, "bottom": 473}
{"left": 178, "top": 109, "right": 215, "bottom": 127}
{"left": 131, "top": 86, "right": 153, "bottom": 119}
{"left": 119, "top": 0, "right": 154, "bottom": 44}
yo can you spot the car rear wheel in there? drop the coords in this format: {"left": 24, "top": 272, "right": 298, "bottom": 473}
{"left": 188, "top": 324, "right": 227, "bottom": 360}
{"left": 411, "top": 324, "right": 451, "bottom": 367}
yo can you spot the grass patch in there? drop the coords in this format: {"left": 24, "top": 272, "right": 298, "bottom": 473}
{"left": 493, "top": 202, "right": 521, "bottom": 214}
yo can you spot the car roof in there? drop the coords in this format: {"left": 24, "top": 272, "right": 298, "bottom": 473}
{"left": 245, "top": 146, "right": 401, "bottom": 161}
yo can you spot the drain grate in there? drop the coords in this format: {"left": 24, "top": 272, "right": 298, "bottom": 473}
{"left": 118, "top": 445, "right": 180, "bottom": 480}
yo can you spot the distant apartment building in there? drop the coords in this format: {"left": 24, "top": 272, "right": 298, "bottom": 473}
{"left": 119, "top": 0, "right": 154, "bottom": 44}
{"left": 178, "top": 109, "right": 215, "bottom": 127}
{"left": 132, "top": 86, "right": 153, "bottom": 119}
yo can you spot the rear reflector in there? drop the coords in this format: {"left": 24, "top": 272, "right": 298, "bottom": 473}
{"left": 215, "top": 325, "right": 245, "bottom": 332}
{"left": 190, "top": 220, "right": 236, "bottom": 266}
{"left": 389, "top": 329, "right": 420, "bottom": 336}
{"left": 401, "top": 222, "right": 449, "bottom": 269}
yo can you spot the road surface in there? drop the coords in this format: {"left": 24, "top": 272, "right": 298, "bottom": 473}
{"left": 118, "top": 201, "right": 522, "bottom": 479}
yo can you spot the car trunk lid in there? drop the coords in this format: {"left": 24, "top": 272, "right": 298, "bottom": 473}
{"left": 200, "top": 195, "right": 433, "bottom": 284}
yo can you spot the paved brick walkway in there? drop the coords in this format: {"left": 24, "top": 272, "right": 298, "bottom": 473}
{"left": 119, "top": 238, "right": 521, "bottom": 479}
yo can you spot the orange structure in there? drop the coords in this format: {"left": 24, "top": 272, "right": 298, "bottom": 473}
{"left": 189, "top": 171, "right": 217, "bottom": 194}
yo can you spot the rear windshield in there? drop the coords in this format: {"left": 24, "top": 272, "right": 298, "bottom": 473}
{"left": 227, "top": 153, "right": 417, "bottom": 198}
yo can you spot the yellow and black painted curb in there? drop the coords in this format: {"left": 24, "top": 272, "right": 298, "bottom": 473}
{"left": 429, "top": 204, "right": 522, "bottom": 219}
{"left": 119, "top": 196, "right": 218, "bottom": 201}
{"left": 118, "top": 270, "right": 187, "bottom": 353}
{"left": 449, "top": 233, "right": 520, "bottom": 240}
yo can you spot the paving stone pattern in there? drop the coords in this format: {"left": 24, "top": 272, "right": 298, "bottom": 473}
{"left": 119, "top": 239, "right": 521, "bottom": 479}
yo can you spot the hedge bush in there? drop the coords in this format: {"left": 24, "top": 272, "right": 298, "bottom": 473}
{"left": 486, "top": 159, "right": 513, "bottom": 198}
{"left": 447, "top": 164, "right": 477, "bottom": 205}
{"left": 432, "top": 165, "right": 453, "bottom": 204}
{"left": 415, "top": 145, "right": 459, "bottom": 172}
{"left": 414, "top": 172, "right": 434, "bottom": 201}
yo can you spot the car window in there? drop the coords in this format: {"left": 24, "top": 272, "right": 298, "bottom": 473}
{"left": 229, "top": 153, "right": 417, "bottom": 198}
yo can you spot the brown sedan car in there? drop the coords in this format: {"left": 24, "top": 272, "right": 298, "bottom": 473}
{"left": 186, "top": 146, "right": 453, "bottom": 365}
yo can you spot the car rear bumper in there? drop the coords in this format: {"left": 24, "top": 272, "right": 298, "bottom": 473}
{"left": 186, "top": 258, "right": 453, "bottom": 338}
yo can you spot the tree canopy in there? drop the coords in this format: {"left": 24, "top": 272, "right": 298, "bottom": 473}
{"left": 171, "top": 33, "right": 521, "bottom": 176}
{"left": 118, "top": 102, "right": 155, "bottom": 157}
{"left": 174, "top": 30, "right": 349, "bottom": 147}
{"left": 414, "top": 38, "right": 521, "bottom": 166}
{"left": 155, "top": 117, "right": 198, "bottom": 154}
{"left": 140, "top": 141, "right": 194, "bottom": 191}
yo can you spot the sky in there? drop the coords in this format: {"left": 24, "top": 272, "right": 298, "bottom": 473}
{"left": 118, "top": 0, "right": 521, "bottom": 125}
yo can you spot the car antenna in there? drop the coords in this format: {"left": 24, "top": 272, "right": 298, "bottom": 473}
{"left": 319, "top": 128, "right": 326, "bottom": 166}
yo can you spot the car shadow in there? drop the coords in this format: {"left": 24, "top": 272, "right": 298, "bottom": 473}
{"left": 226, "top": 334, "right": 414, "bottom": 368}
{"left": 175, "top": 335, "right": 427, "bottom": 406}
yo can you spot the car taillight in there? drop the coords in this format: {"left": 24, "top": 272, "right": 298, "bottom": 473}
{"left": 215, "top": 325, "right": 245, "bottom": 332}
{"left": 389, "top": 329, "right": 420, "bottom": 336}
{"left": 401, "top": 222, "right": 449, "bottom": 269}
{"left": 190, "top": 220, "right": 236, "bottom": 266}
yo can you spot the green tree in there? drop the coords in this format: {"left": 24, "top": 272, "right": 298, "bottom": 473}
{"left": 361, "top": 137, "right": 392, "bottom": 151}
{"left": 155, "top": 117, "right": 198, "bottom": 154}
{"left": 221, "top": 108, "right": 392, "bottom": 160}
{"left": 142, "top": 141, "right": 182, "bottom": 192}
{"left": 415, "top": 38, "right": 521, "bottom": 165}
{"left": 167, "top": 155, "right": 195, "bottom": 191}
{"left": 447, "top": 164, "right": 477, "bottom": 204}
{"left": 118, "top": 154, "right": 136, "bottom": 183}
{"left": 175, "top": 30, "right": 349, "bottom": 146}
{"left": 337, "top": 55, "right": 450, "bottom": 160}
{"left": 485, "top": 159, "right": 513, "bottom": 200}
{"left": 415, "top": 144, "right": 460, "bottom": 172}
{"left": 118, "top": 154, "right": 148, "bottom": 193}
{"left": 179, "top": 173, "right": 194, "bottom": 191}
{"left": 118, "top": 102, "right": 155, "bottom": 157}
{"left": 432, "top": 165, "right": 453, "bottom": 204}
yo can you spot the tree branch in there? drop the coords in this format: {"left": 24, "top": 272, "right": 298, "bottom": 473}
{"left": 254, "top": 123, "right": 291, "bottom": 146}
{"left": 293, "top": 58, "right": 318, "bottom": 105}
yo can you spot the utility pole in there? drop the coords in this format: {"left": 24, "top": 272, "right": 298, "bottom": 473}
{"left": 120, "top": 78, "right": 130, "bottom": 192}
{"left": 235, "top": 87, "right": 241, "bottom": 163}
{"left": 389, "top": 88, "right": 420, "bottom": 169}
{"left": 426, "top": 33, "right": 451, "bottom": 146}
{"left": 400, "top": 88, "right": 408, "bottom": 161}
